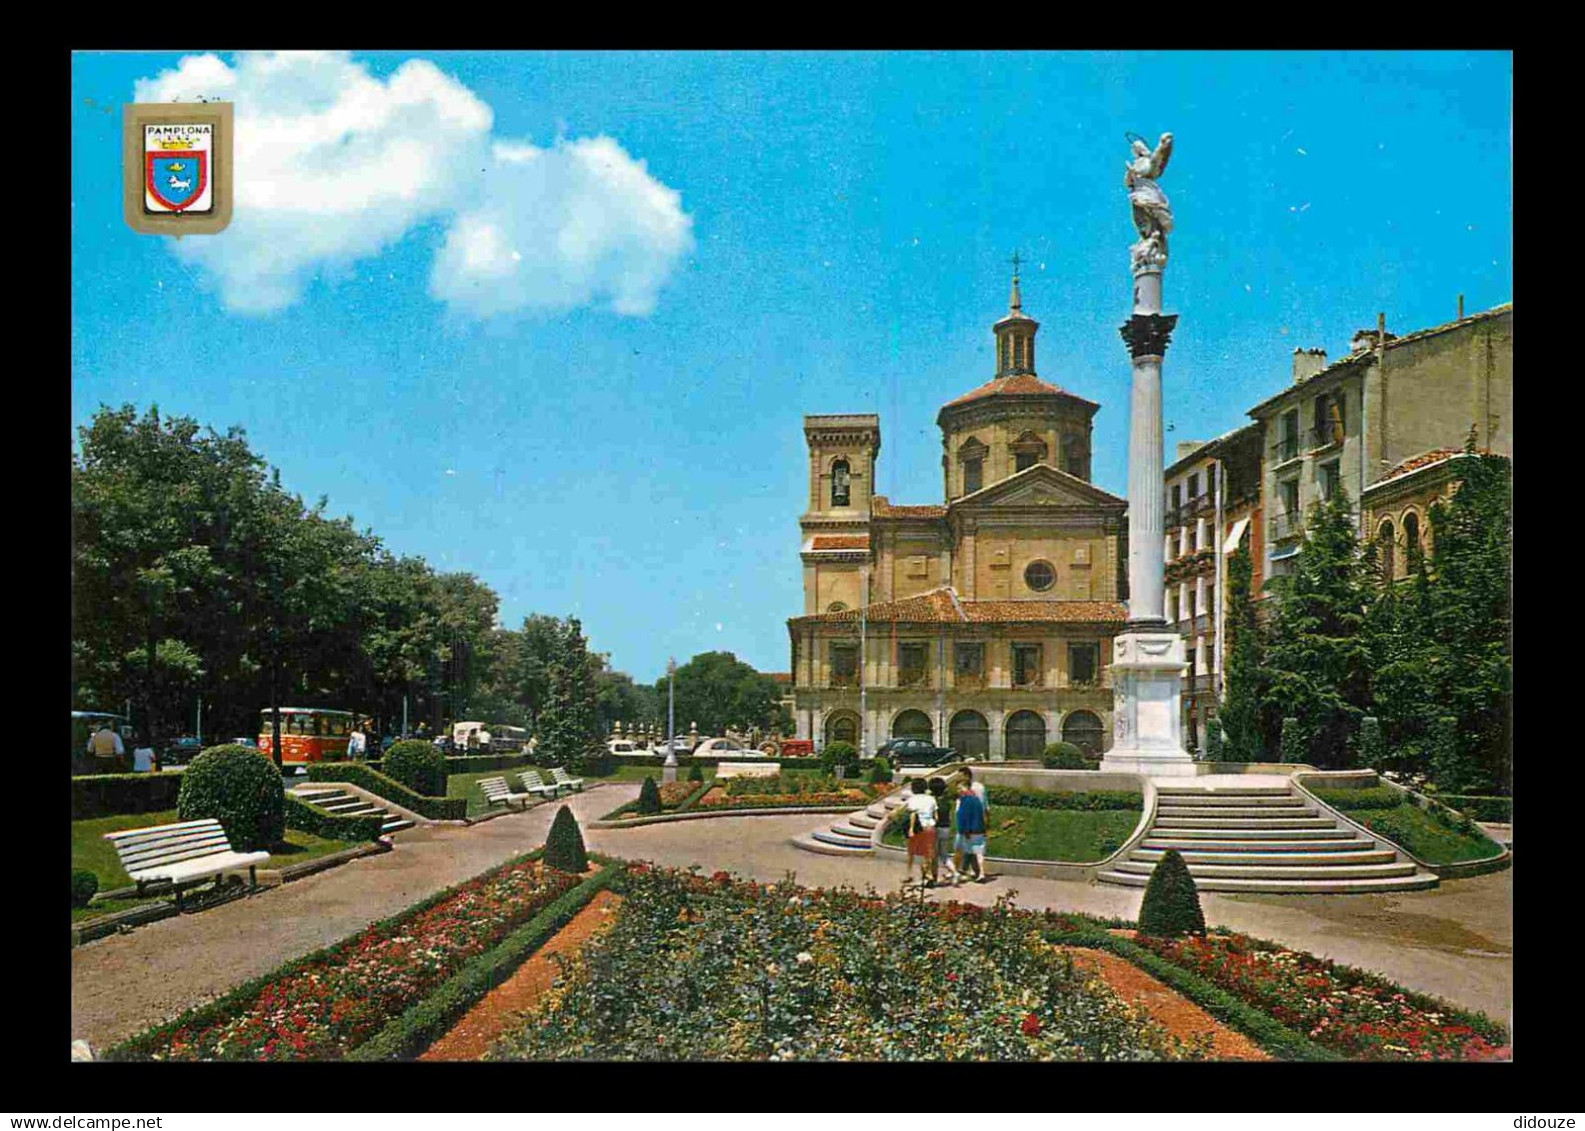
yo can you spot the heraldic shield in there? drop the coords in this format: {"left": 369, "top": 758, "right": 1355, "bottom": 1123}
{"left": 146, "top": 150, "right": 208, "bottom": 212}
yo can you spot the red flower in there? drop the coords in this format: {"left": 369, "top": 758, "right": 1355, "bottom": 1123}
{"left": 946, "top": 973, "right": 959, "bottom": 983}
{"left": 1020, "top": 1014, "right": 1042, "bottom": 1037}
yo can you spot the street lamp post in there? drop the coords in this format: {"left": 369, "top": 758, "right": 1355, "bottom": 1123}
{"left": 664, "top": 657, "right": 678, "bottom": 783}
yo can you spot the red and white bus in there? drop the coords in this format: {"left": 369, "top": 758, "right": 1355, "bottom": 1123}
{"left": 258, "top": 708, "right": 359, "bottom": 766}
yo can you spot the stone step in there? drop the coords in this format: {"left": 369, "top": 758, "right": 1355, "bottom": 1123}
{"left": 827, "top": 824, "right": 872, "bottom": 841}
{"left": 849, "top": 813, "right": 880, "bottom": 829}
{"left": 292, "top": 787, "right": 346, "bottom": 799}
{"left": 865, "top": 804, "right": 889, "bottom": 819}
{"left": 1141, "top": 836, "right": 1376, "bottom": 853}
{"left": 1131, "top": 847, "right": 1399, "bottom": 866}
{"left": 805, "top": 830, "right": 876, "bottom": 853}
{"left": 1112, "top": 859, "right": 1420, "bottom": 881}
{"left": 381, "top": 818, "right": 415, "bottom": 834}
{"left": 1156, "top": 805, "right": 1315, "bottom": 819}
{"left": 341, "top": 806, "right": 388, "bottom": 819}
{"left": 1152, "top": 793, "right": 1301, "bottom": 807}
{"left": 1154, "top": 816, "right": 1335, "bottom": 830}
{"left": 1096, "top": 870, "right": 1438, "bottom": 894}
{"left": 1155, "top": 785, "right": 1293, "bottom": 797}
{"left": 320, "top": 799, "right": 369, "bottom": 813}
{"left": 299, "top": 792, "right": 352, "bottom": 805}
{"left": 882, "top": 797, "right": 907, "bottom": 810}
{"left": 1146, "top": 826, "right": 1343, "bottom": 840}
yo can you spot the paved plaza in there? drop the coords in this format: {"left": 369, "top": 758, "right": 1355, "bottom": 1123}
{"left": 71, "top": 783, "right": 1511, "bottom": 1051}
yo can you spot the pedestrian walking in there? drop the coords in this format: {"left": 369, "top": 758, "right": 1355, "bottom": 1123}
{"left": 347, "top": 721, "right": 367, "bottom": 761}
{"left": 928, "top": 776, "right": 957, "bottom": 886}
{"left": 953, "top": 778, "right": 989, "bottom": 884}
{"left": 901, "top": 777, "right": 937, "bottom": 888}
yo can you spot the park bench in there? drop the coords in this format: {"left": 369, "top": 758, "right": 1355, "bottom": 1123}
{"left": 549, "top": 766, "right": 584, "bottom": 793}
{"left": 517, "top": 769, "right": 562, "bottom": 800}
{"left": 103, "top": 818, "right": 270, "bottom": 910}
{"left": 479, "top": 776, "right": 530, "bottom": 811}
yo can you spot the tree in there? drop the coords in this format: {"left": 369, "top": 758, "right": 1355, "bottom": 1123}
{"left": 1136, "top": 849, "right": 1205, "bottom": 937}
{"left": 1261, "top": 492, "right": 1374, "bottom": 767}
{"left": 1217, "top": 531, "right": 1268, "bottom": 762}
{"left": 663, "top": 652, "right": 784, "bottom": 735}
{"left": 536, "top": 618, "right": 602, "bottom": 770}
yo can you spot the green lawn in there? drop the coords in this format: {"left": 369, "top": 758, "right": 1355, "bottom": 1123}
{"left": 72, "top": 809, "right": 361, "bottom": 920}
{"left": 447, "top": 764, "right": 717, "bottom": 818}
{"left": 1326, "top": 799, "right": 1503, "bottom": 865}
{"left": 883, "top": 803, "right": 1141, "bottom": 863}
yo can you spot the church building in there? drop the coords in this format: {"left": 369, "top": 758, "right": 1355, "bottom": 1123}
{"left": 786, "top": 273, "right": 1129, "bottom": 761}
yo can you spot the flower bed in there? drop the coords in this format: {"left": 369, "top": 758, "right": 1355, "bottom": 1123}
{"left": 105, "top": 854, "right": 582, "bottom": 1061}
{"left": 487, "top": 864, "right": 1208, "bottom": 1061}
{"left": 600, "top": 777, "right": 713, "bottom": 821}
{"left": 1126, "top": 932, "right": 1507, "bottom": 1061}
{"left": 692, "top": 772, "right": 887, "bottom": 811}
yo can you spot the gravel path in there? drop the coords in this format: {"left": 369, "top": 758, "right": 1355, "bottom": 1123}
{"left": 71, "top": 785, "right": 635, "bottom": 1051}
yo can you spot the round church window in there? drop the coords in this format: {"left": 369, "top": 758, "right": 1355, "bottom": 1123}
{"left": 1024, "top": 560, "right": 1055, "bottom": 592}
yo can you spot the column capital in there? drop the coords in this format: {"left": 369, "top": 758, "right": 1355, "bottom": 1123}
{"left": 1119, "top": 312, "right": 1179, "bottom": 359}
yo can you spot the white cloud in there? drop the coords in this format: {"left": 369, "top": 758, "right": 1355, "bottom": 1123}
{"left": 134, "top": 51, "right": 692, "bottom": 318}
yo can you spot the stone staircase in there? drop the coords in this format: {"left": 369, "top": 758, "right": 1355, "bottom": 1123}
{"left": 790, "top": 787, "right": 911, "bottom": 856}
{"left": 1097, "top": 783, "right": 1439, "bottom": 894}
{"left": 292, "top": 785, "right": 416, "bottom": 837}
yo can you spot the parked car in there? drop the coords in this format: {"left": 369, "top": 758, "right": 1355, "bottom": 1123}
{"left": 692, "top": 736, "right": 755, "bottom": 758}
{"left": 167, "top": 735, "right": 204, "bottom": 759}
{"left": 230, "top": 737, "right": 258, "bottom": 749}
{"left": 873, "top": 737, "right": 957, "bottom": 766}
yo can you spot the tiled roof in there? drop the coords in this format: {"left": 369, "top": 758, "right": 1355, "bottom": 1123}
{"left": 870, "top": 495, "right": 948, "bottom": 519}
{"left": 941, "top": 373, "right": 1080, "bottom": 408}
{"left": 810, "top": 535, "right": 871, "bottom": 550}
{"left": 765, "top": 672, "right": 793, "bottom": 684}
{"left": 789, "top": 586, "right": 1127, "bottom": 626}
{"left": 1375, "top": 448, "right": 1462, "bottom": 484}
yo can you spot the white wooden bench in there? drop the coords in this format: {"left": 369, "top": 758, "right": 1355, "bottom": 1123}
{"left": 479, "top": 776, "right": 530, "bottom": 810}
{"left": 549, "top": 766, "right": 585, "bottom": 793}
{"left": 517, "top": 769, "right": 561, "bottom": 800}
{"left": 103, "top": 819, "right": 271, "bottom": 910}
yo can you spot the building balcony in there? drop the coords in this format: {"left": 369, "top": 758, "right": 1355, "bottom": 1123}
{"left": 1184, "top": 492, "right": 1214, "bottom": 517}
{"left": 954, "top": 673, "right": 987, "bottom": 691}
{"left": 897, "top": 672, "right": 930, "bottom": 690}
{"left": 1309, "top": 424, "right": 1345, "bottom": 451}
{"left": 828, "top": 674, "right": 858, "bottom": 690}
{"left": 1269, "top": 437, "right": 1301, "bottom": 465}
{"left": 1269, "top": 511, "right": 1303, "bottom": 541}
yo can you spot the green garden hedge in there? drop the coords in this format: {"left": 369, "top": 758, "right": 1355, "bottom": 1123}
{"left": 985, "top": 785, "right": 1143, "bottom": 812}
{"left": 284, "top": 793, "right": 385, "bottom": 843}
{"left": 1436, "top": 795, "right": 1512, "bottom": 823}
{"left": 71, "top": 772, "right": 186, "bottom": 820}
{"left": 305, "top": 762, "right": 466, "bottom": 821}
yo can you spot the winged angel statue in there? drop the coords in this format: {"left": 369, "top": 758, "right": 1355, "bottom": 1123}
{"left": 1125, "top": 132, "right": 1174, "bottom": 273}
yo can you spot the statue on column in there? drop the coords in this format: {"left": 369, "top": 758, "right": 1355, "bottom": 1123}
{"left": 1124, "top": 131, "right": 1174, "bottom": 272}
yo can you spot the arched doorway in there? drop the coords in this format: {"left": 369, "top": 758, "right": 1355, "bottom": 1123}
{"left": 948, "top": 710, "right": 989, "bottom": 760}
{"left": 1005, "top": 710, "right": 1047, "bottom": 759}
{"left": 1377, "top": 519, "right": 1396, "bottom": 581}
{"left": 891, "top": 709, "right": 933, "bottom": 742}
{"left": 1062, "top": 710, "right": 1104, "bottom": 756}
{"left": 824, "top": 711, "right": 859, "bottom": 748}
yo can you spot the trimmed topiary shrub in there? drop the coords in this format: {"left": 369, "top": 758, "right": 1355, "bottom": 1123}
{"left": 1042, "top": 742, "right": 1089, "bottom": 770}
{"left": 384, "top": 740, "right": 447, "bottom": 797}
{"left": 72, "top": 869, "right": 99, "bottom": 908}
{"left": 544, "top": 805, "right": 589, "bottom": 873}
{"left": 177, "top": 745, "right": 286, "bottom": 852}
{"left": 573, "top": 748, "right": 615, "bottom": 777}
{"left": 821, "top": 741, "right": 858, "bottom": 777}
{"left": 636, "top": 776, "right": 662, "bottom": 816}
{"left": 1136, "top": 848, "right": 1206, "bottom": 938}
{"left": 687, "top": 762, "right": 704, "bottom": 783}
{"left": 1359, "top": 717, "right": 1384, "bottom": 768}
{"left": 867, "top": 756, "right": 893, "bottom": 785}
{"left": 1279, "top": 717, "right": 1305, "bottom": 764}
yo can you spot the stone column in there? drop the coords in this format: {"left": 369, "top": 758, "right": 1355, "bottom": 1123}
{"left": 1102, "top": 203, "right": 1193, "bottom": 777}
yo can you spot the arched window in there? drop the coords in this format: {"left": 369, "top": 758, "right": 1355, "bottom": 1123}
{"left": 1403, "top": 511, "right": 1421, "bottom": 566}
{"left": 891, "top": 710, "right": 933, "bottom": 742}
{"left": 948, "top": 710, "right": 989, "bottom": 760}
{"left": 1062, "top": 710, "right": 1104, "bottom": 756}
{"left": 826, "top": 602, "right": 848, "bottom": 613}
{"left": 1005, "top": 710, "right": 1047, "bottom": 759}
{"left": 831, "top": 459, "right": 851, "bottom": 507}
{"left": 1377, "top": 520, "right": 1396, "bottom": 581}
{"left": 825, "top": 712, "right": 859, "bottom": 747}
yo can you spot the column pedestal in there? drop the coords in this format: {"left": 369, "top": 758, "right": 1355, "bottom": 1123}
{"left": 1100, "top": 630, "right": 1196, "bottom": 777}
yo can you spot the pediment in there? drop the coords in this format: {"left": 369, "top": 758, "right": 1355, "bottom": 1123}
{"left": 950, "top": 464, "right": 1126, "bottom": 511}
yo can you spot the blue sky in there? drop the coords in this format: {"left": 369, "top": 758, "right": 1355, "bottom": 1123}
{"left": 71, "top": 51, "right": 1512, "bottom": 684}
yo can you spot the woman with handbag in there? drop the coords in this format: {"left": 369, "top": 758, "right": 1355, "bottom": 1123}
{"left": 902, "top": 777, "right": 937, "bottom": 888}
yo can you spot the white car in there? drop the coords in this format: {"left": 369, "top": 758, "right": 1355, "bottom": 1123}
{"left": 607, "top": 739, "right": 641, "bottom": 755}
{"left": 691, "top": 736, "right": 755, "bottom": 758}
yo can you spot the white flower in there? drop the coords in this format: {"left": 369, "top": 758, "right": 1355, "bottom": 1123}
{"left": 796, "top": 952, "right": 814, "bottom": 964}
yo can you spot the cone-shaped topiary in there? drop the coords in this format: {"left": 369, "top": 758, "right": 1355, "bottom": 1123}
{"left": 636, "top": 775, "right": 662, "bottom": 815}
{"left": 544, "top": 805, "right": 589, "bottom": 873}
{"left": 1136, "top": 848, "right": 1206, "bottom": 938}
{"left": 687, "top": 761, "right": 704, "bottom": 783}
{"left": 177, "top": 745, "right": 285, "bottom": 852}
{"left": 72, "top": 869, "right": 99, "bottom": 908}
{"left": 384, "top": 739, "right": 448, "bottom": 796}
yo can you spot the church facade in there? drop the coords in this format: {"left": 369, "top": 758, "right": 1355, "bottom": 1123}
{"left": 786, "top": 276, "right": 1128, "bottom": 761}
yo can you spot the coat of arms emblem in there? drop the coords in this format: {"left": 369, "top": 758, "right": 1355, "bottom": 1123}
{"left": 144, "top": 125, "right": 213, "bottom": 213}
{"left": 125, "top": 105, "right": 231, "bottom": 235}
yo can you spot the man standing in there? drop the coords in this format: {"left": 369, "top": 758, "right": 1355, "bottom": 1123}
{"left": 347, "top": 721, "right": 367, "bottom": 761}
{"left": 88, "top": 722, "right": 125, "bottom": 767}
{"left": 953, "top": 778, "right": 989, "bottom": 885}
